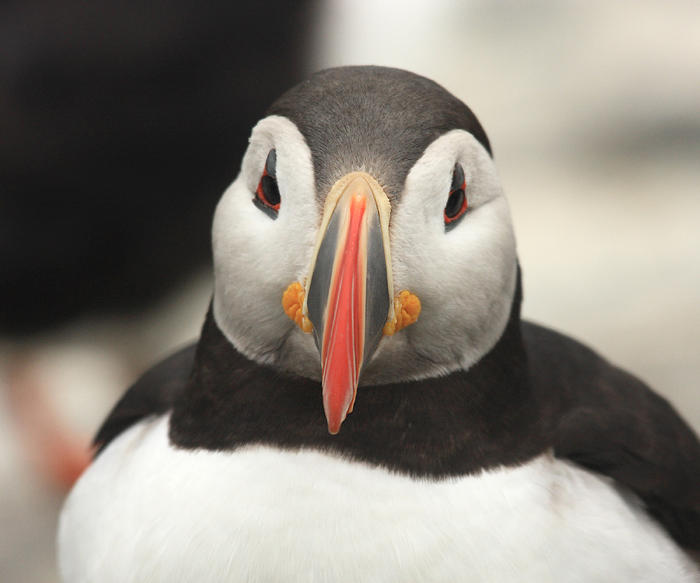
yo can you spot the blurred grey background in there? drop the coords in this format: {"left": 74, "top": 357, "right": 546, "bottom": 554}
{"left": 1, "top": 1, "right": 698, "bottom": 581}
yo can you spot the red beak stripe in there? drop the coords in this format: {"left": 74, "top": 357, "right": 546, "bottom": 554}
{"left": 321, "top": 193, "right": 367, "bottom": 434}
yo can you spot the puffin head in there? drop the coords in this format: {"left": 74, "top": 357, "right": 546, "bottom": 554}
{"left": 212, "top": 66, "right": 517, "bottom": 434}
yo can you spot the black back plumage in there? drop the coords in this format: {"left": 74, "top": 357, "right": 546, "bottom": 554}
{"left": 525, "top": 323, "right": 700, "bottom": 548}
{"left": 93, "top": 343, "right": 195, "bottom": 455}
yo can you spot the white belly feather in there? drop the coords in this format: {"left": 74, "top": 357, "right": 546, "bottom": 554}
{"left": 58, "top": 415, "right": 698, "bottom": 582}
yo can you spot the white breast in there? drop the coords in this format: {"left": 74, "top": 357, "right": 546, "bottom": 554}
{"left": 58, "top": 415, "right": 698, "bottom": 582}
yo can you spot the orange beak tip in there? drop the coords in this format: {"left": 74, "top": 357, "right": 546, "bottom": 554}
{"left": 325, "top": 408, "right": 346, "bottom": 435}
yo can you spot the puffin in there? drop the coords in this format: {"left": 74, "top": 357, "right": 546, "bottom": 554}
{"left": 58, "top": 66, "right": 700, "bottom": 582}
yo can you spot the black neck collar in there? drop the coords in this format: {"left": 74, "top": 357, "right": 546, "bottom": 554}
{"left": 170, "top": 271, "right": 550, "bottom": 477}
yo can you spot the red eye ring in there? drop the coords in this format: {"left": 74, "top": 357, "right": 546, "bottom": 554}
{"left": 256, "top": 169, "right": 280, "bottom": 211}
{"left": 253, "top": 149, "right": 280, "bottom": 218}
{"left": 444, "top": 178, "right": 467, "bottom": 225}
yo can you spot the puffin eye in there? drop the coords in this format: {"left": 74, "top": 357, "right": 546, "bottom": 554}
{"left": 253, "top": 149, "right": 280, "bottom": 219}
{"left": 444, "top": 163, "right": 467, "bottom": 230}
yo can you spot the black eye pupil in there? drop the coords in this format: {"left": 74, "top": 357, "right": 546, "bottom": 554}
{"left": 253, "top": 149, "right": 281, "bottom": 218}
{"left": 261, "top": 174, "right": 280, "bottom": 206}
{"left": 451, "top": 163, "right": 465, "bottom": 192}
{"left": 445, "top": 189, "right": 465, "bottom": 219}
{"left": 444, "top": 163, "right": 468, "bottom": 230}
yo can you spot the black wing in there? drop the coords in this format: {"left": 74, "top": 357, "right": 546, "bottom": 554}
{"left": 93, "top": 343, "right": 196, "bottom": 455}
{"left": 523, "top": 321, "right": 700, "bottom": 550}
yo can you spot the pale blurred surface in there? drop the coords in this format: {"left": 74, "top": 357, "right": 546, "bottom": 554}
{"left": 1, "top": 2, "right": 698, "bottom": 581}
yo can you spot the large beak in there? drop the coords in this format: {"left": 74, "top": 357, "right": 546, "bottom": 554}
{"left": 304, "top": 173, "right": 394, "bottom": 434}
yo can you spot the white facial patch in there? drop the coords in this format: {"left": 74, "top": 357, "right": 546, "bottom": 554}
{"left": 212, "top": 115, "right": 320, "bottom": 376}
{"left": 213, "top": 123, "right": 517, "bottom": 384}
{"left": 363, "top": 130, "right": 518, "bottom": 383}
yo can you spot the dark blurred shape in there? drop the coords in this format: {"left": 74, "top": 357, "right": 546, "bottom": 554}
{"left": 0, "top": 0, "right": 313, "bottom": 334}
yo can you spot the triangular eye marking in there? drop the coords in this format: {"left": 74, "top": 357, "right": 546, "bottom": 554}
{"left": 253, "top": 149, "right": 281, "bottom": 219}
{"left": 444, "top": 163, "right": 467, "bottom": 230}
